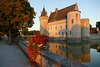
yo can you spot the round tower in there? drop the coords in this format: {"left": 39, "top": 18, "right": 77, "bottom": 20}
{"left": 39, "top": 7, "right": 49, "bottom": 35}
{"left": 81, "top": 19, "right": 90, "bottom": 41}
{"left": 67, "top": 10, "right": 81, "bottom": 42}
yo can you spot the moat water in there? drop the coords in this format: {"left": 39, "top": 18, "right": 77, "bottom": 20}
{"left": 48, "top": 40, "right": 100, "bottom": 67}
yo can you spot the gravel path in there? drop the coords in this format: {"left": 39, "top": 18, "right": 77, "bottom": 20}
{"left": 0, "top": 39, "right": 34, "bottom": 67}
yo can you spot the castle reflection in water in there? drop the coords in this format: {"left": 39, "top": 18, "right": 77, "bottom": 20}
{"left": 49, "top": 42, "right": 100, "bottom": 63}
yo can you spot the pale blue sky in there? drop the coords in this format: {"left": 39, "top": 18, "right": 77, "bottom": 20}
{"left": 28, "top": 0, "right": 100, "bottom": 31}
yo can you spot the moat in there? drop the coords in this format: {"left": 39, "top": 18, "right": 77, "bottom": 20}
{"left": 48, "top": 40, "right": 100, "bottom": 67}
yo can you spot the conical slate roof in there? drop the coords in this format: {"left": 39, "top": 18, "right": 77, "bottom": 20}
{"left": 41, "top": 7, "right": 47, "bottom": 16}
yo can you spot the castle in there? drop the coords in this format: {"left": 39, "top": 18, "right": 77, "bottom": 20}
{"left": 39, "top": 3, "right": 90, "bottom": 42}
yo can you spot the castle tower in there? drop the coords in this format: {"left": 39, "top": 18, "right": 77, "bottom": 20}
{"left": 67, "top": 3, "right": 81, "bottom": 42}
{"left": 81, "top": 19, "right": 90, "bottom": 41}
{"left": 39, "top": 7, "right": 49, "bottom": 35}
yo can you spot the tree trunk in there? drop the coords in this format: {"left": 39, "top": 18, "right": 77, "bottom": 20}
{"left": 8, "top": 30, "right": 11, "bottom": 45}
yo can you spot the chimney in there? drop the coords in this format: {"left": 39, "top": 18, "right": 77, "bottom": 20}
{"left": 55, "top": 8, "right": 58, "bottom": 13}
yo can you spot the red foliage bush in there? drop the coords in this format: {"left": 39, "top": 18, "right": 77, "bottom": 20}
{"left": 27, "top": 34, "right": 49, "bottom": 62}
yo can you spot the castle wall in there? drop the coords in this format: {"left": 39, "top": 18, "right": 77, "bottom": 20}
{"left": 47, "top": 19, "right": 66, "bottom": 39}
{"left": 81, "top": 19, "right": 90, "bottom": 41}
{"left": 67, "top": 11, "right": 81, "bottom": 42}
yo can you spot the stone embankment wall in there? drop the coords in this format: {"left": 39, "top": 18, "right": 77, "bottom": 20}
{"left": 90, "top": 34, "right": 100, "bottom": 40}
{"left": 16, "top": 40, "right": 87, "bottom": 67}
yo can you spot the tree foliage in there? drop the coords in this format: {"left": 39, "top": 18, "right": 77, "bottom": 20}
{"left": 0, "top": 0, "right": 35, "bottom": 44}
{"left": 22, "top": 27, "right": 28, "bottom": 35}
{"left": 0, "top": 0, "right": 35, "bottom": 34}
{"left": 28, "top": 30, "right": 40, "bottom": 35}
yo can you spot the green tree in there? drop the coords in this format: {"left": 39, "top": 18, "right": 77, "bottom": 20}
{"left": 96, "top": 21, "right": 100, "bottom": 30}
{"left": 0, "top": 0, "right": 35, "bottom": 44}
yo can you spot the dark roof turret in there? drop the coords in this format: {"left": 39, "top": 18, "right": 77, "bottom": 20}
{"left": 41, "top": 7, "right": 47, "bottom": 16}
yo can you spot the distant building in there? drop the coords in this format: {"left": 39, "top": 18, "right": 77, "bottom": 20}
{"left": 90, "top": 28, "right": 96, "bottom": 34}
{"left": 39, "top": 3, "right": 90, "bottom": 42}
{"left": 90, "top": 27, "right": 100, "bottom": 34}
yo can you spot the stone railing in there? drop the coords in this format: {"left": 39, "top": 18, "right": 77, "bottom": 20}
{"left": 17, "top": 40, "right": 87, "bottom": 67}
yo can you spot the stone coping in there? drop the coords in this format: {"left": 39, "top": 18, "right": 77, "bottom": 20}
{"left": 40, "top": 50, "right": 87, "bottom": 67}
{"left": 18, "top": 40, "right": 27, "bottom": 46}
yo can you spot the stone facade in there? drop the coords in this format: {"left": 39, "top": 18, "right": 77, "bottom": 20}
{"left": 39, "top": 3, "right": 90, "bottom": 42}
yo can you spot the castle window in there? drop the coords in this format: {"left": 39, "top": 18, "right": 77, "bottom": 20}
{"left": 66, "top": 32, "right": 67, "bottom": 35}
{"left": 62, "top": 32, "right": 64, "bottom": 35}
{"left": 60, "top": 26, "right": 62, "bottom": 29}
{"left": 48, "top": 33, "right": 49, "bottom": 35}
{"left": 56, "top": 45, "right": 57, "bottom": 48}
{"left": 61, "top": 51, "right": 62, "bottom": 55}
{"left": 70, "top": 31, "right": 71, "bottom": 34}
{"left": 72, "top": 19, "right": 74, "bottom": 23}
{"left": 55, "top": 32, "right": 57, "bottom": 35}
{"left": 59, "top": 32, "right": 60, "bottom": 35}
{"left": 56, "top": 51, "right": 57, "bottom": 54}
{"left": 55, "top": 26, "right": 57, "bottom": 30}
{"left": 51, "top": 27, "right": 52, "bottom": 30}
{"left": 76, "top": 13, "right": 78, "bottom": 17}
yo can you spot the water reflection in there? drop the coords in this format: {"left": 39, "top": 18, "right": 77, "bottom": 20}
{"left": 49, "top": 42, "right": 90, "bottom": 63}
{"left": 90, "top": 44, "right": 100, "bottom": 52}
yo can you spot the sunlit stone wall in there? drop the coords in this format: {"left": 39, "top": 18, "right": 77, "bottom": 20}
{"left": 81, "top": 19, "right": 90, "bottom": 41}
{"left": 47, "top": 19, "right": 66, "bottom": 38}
